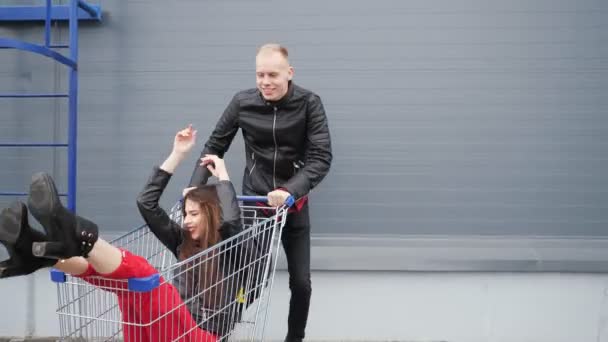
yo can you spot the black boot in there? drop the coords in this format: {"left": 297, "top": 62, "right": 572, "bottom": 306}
{"left": 0, "top": 201, "right": 56, "bottom": 278}
{"left": 27, "top": 172, "right": 99, "bottom": 259}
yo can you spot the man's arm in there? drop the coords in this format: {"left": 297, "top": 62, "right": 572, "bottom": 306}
{"left": 189, "top": 95, "right": 240, "bottom": 186}
{"left": 282, "top": 94, "right": 333, "bottom": 200}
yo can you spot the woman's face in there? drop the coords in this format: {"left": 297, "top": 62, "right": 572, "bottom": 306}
{"left": 183, "top": 199, "right": 206, "bottom": 241}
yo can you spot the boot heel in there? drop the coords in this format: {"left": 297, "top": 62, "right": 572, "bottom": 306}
{"left": 32, "top": 241, "right": 65, "bottom": 259}
{"left": 0, "top": 203, "right": 26, "bottom": 245}
{"left": 0, "top": 260, "right": 17, "bottom": 278}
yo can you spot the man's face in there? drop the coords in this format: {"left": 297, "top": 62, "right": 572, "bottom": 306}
{"left": 256, "top": 51, "right": 293, "bottom": 101}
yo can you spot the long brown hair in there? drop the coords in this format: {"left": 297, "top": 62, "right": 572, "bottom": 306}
{"left": 178, "top": 185, "right": 226, "bottom": 310}
{"left": 179, "top": 185, "right": 222, "bottom": 259}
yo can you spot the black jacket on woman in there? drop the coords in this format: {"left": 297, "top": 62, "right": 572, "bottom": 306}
{"left": 136, "top": 166, "right": 265, "bottom": 337}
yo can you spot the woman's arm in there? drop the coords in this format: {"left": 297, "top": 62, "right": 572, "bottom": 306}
{"left": 136, "top": 167, "right": 182, "bottom": 255}
{"left": 136, "top": 125, "right": 198, "bottom": 255}
{"left": 199, "top": 154, "right": 242, "bottom": 240}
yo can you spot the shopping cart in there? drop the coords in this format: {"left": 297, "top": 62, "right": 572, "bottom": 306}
{"left": 49, "top": 195, "right": 292, "bottom": 341}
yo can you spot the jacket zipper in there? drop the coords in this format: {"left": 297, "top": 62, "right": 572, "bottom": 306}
{"left": 272, "top": 106, "right": 278, "bottom": 189}
{"left": 249, "top": 152, "right": 257, "bottom": 175}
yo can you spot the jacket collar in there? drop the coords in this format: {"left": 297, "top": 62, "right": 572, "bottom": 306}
{"left": 259, "top": 81, "right": 295, "bottom": 108}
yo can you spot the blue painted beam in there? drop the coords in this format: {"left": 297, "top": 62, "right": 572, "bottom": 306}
{"left": 0, "top": 38, "right": 76, "bottom": 68}
{"left": 77, "top": 0, "right": 98, "bottom": 18}
{"left": 0, "top": 4, "right": 102, "bottom": 22}
{"left": 67, "top": 0, "right": 79, "bottom": 212}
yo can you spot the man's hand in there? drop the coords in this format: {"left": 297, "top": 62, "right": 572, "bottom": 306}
{"left": 267, "top": 189, "right": 291, "bottom": 207}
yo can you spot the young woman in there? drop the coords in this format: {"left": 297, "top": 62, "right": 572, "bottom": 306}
{"left": 0, "top": 126, "right": 262, "bottom": 341}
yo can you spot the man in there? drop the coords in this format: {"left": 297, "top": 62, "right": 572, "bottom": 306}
{"left": 189, "top": 43, "right": 332, "bottom": 342}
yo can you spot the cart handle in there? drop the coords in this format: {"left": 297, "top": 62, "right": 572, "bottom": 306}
{"left": 237, "top": 195, "right": 295, "bottom": 208}
{"left": 177, "top": 195, "right": 294, "bottom": 207}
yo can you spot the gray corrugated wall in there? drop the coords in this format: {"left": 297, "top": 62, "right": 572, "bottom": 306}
{"left": 2, "top": 2, "right": 608, "bottom": 339}
{"left": 1, "top": 0, "right": 607, "bottom": 248}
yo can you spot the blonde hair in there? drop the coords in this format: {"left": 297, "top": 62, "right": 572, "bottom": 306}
{"left": 257, "top": 43, "right": 289, "bottom": 60}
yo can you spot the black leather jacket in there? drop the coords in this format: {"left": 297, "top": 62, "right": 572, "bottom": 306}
{"left": 189, "top": 82, "right": 332, "bottom": 200}
{"left": 137, "top": 166, "right": 241, "bottom": 251}
{"left": 136, "top": 166, "right": 244, "bottom": 336}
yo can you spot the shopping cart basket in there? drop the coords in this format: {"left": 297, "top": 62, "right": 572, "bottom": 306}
{"left": 49, "top": 195, "right": 292, "bottom": 341}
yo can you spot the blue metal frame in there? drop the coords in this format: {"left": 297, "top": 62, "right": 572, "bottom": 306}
{"left": 0, "top": 0, "right": 100, "bottom": 212}
{"left": 0, "top": 3, "right": 102, "bottom": 22}
{"left": 0, "top": 38, "right": 76, "bottom": 67}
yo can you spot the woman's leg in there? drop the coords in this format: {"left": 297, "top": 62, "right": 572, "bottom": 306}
{"left": 52, "top": 238, "right": 121, "bottom": 276}
{"left": 81, "top": 238, "right": 122, "bottom": 274}
{"left": 50, "top": 234, "right": 215, "bottom": 341}
{"left": 26, "top": 172, "right": 217, "bottom": 341}
{"left": 51, "top": 234, "right": 217, "bottom": 342}
{"left": 53, "top": 257, "right": 89, "bottom": 276}
{"left": 89, "top": 248, "right": 218, "bottom": 342}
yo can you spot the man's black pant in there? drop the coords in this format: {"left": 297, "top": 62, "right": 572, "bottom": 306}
{"left": 281, "top": 202, "right": 311, "bottom": 341}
